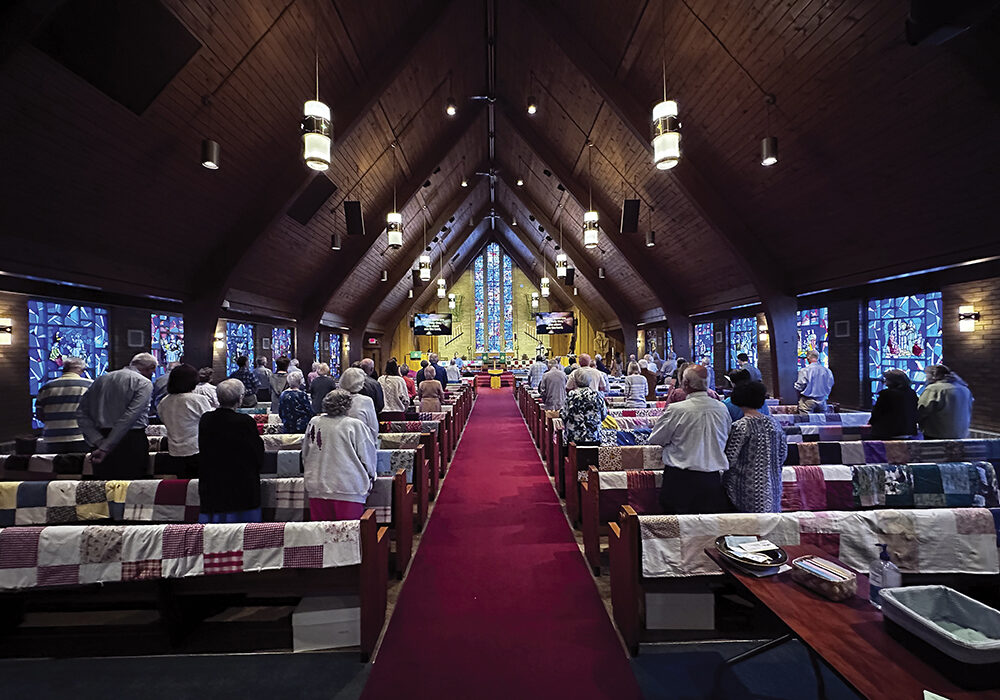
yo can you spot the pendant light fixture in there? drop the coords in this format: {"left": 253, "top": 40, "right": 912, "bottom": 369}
{"left": 531, "top": 292, "right": 539, "bottom": 309}
{"left": 436, "top": 242, "right": 446, "bottom": 297}
{"left": 540, "top": 246, "right": 550, "bottom": 298}
{"left": 651, "top": 61, "right": 680, "bottom": 170}
{"left": 448, "top": 293, "right": 456, "bottom": 310}
{"left": 408, "top": 288, "right": 414, "bottom": 298}
{"left": 573, "top": 287, "right": 578, "bottom": 296}
{"left": 761, "top": 95, "right": 778, "bottom": 166}
{"left": 381, "top": 269, "right": 388, "bottom": 282}
{"left": 386, "top": 143, "right": 403, "bottom": 248}
{"left": 583, "top": 143, "right": 599, "bottom": 249}
{"left": 445, "top": 73, "right": 457, "bottom": 117}
{"left": 598, "top": 267, "right": 606, "bottom": 279}
{"left": 418, "top": 217, "right": 431, "bottom": 281}
{"left": 526, "top": 72, "right": 537, "bottom": 115}
{"left": 201, "top": 139, "right": 220, "bottom": 170}
{"left": 645, "top": 206, "right": 655, "bottom": 247}
{"left": 302, "top": 8, "right": 331, "bottom": 171}
{"left": 330, "top": 233, "right": 342, "bottom": 250}
{"left": 461, "top": 177, "right": 468, "bottom": 188}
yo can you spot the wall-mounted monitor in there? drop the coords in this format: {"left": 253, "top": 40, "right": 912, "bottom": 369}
{"left": 413, "top": 313, "right": 453, "bottom": 336}
{"left": 535, "top": 311, "right": 575, "bottom": 335}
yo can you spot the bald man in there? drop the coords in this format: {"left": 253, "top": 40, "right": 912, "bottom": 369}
{"left": 648, "top": 364, "right": 732, "bottom": 514}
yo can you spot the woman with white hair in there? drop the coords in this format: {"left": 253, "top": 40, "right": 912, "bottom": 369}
{"left": 622, "top": 361, "right": 648, "bottom": 409}
{"left": 278, "top": 371, "right": 314, "bottom": 433}
{"left": 197, "top": 379, "right": 265, "bottom": 522}
{"left": 338, "top": 367, "right": 379, "bottom": 441}
{"left": 302, "top": 389, "right": 378, "bottom": 520}
{"left": 417, "top": 365, "right": 444, "bottom": 412}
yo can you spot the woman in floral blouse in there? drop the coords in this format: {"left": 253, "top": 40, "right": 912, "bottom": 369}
{"left": 723, "top": 381, "right": 788, "bottom": 512}
{"left": 560, "top": 386, "right": 608, "bottom": 445}
{"left": 278, "top": 371, "right": 314, "bottom": 433}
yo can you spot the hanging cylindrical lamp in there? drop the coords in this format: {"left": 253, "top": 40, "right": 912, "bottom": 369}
{"left": 645, "top": 230, "right": 655, "bottom": 247}
{"left": 556, "top": 252, "right": 568, "bottom": 277}
{"left": 387, "top": 211, "right": 403, "bottom": 248}
{"left": 303, "top": 99, "right": 331, "bottom": 171}
{"left": 408, "top": 288, "right": 414, "bottom": 299}
{"left": 448, "top": 293, "right": 456, "bottom": 310}
{"left": 531, "top": 292, "right": 539, "bottom": 309}
{"left": 419, "top": 254, "right": 431, "bottom": 281}
{"left": 437, "top": 278, "right": 446, "bottom": 298}
{"left": 583, "top": 210, "right": 599, "bottom": 248}
{"left": 540, "top": 276, "right": 550, "bottom": 298}
{"left": 651, "top": 99, "right": 680, "bottom": 170}
{"left": 330, "top": 233, "right": 342, "bottom": 250}
{"left": 381, "top": 269, "right": 388, "bottom": 282}
{"left": 761, "top": 136, "right": 778, "bottom": 167}
{"left": 201, "top": 139, "right": 220, "bottom": 169}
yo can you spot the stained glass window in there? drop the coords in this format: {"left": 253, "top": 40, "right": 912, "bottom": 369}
{"left": 694, "top": 322, "right": 714, "bottom": 367}
{"left": 474, "top": 255, "right": 485, "bottom": 352}
{"left": 473, "top": 243, "right": 515, "bottom": 354}
{"left": 486, "top": 243, "right": 501, "bottom": 352}
{"left": 502, "top": 253, "right": 513, "bottom": 350}
{"left": 797, "top": 307, "right": 829, "bottom": 369}
{"left": 271, "top": 327, "right": 292, "bottom": 370}
{"left": 29, "top": 300, "right": 109, "bottom": 429}
{"left": 226, "top": 322, "right": 254, "bottom": 376}
{"left": 329, "top": 333, "right": 342, "bottom": 380}
{"left": 314, "top": 332, "right": 321, "bottom": 364}
{"left": 150, "top": 314, "right": 184, "bottom": 378}
{"left": 728, "top": 317, "right": 757, "bottom": 367}
{"left": 867, "top": 292, "right": 943, "bottom": 400}
{"left": 666, "top": 328, "right": 673, "bottom": 355}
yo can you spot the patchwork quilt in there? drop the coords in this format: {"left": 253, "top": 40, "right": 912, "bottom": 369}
{"left": 784, "top": 425, "right": 872, "bottom": 442}
{"left": 638, "top": 508, "right": 999, "bottom": 577}
{"left": 379, "top": 421, "right": 439, "bottom": 435}
{"left": 601, "top": 416, "right": 657, "bottom": 431}
{"left": 378, "top": 433, "right": 423, "bottom": 450}
{"left": 599, "top": 428, "right": 652, "bottom": 446}
{"left": 771, "top": 413, "right": 871, "bottom": 426}
{"left": 785, "top": 439, "right": 1000, "bottom": 466}
{"left": 0, "top": 519, "right": 360, "bottom": 590}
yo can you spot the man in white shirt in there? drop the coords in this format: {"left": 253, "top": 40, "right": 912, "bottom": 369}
{"left": 566, "top": 354, "right": 609, "bottom": 394}
{"left": 538, "top": 360, "right": 568, "bottom": 410}
{"left": 445, "top": 359, "right": 462, "bottom": 384}
{"left": 648, "top": 365, "right": 732, "bottom": 514}
{"left": 794, "top": 350, "right": 835, "bottom": 414}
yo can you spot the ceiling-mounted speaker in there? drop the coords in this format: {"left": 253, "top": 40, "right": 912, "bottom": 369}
{"left": 564, "top": 268, "right": 575, "bottom": 285}
{"left": 344, "top": 201, "right": 365, "bottom": 236}
{"left": 288, "top": 176, "right": 338, "bottom": 225}
{"left": 412, "top": 269, "right": 423, "bottom": 287}
{"left": 620, "top": 199, "right": 640, "bottom": 233}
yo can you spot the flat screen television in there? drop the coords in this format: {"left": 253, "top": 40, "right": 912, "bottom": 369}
{"left": 413, "top": 313, "right": 453, "bottom": 336}
{"left": 535, "top": 311, "right": 575, "bottom": 335}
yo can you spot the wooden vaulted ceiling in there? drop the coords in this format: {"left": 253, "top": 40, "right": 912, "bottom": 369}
{"left": 1, "top": 0, "right": 998, "bottom": 334}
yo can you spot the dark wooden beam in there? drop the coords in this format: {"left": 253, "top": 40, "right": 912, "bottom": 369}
{"left": 347, "top": 174, "right": 489, "bottom": 330}
{"left": 498, "top": 106, "right": 691, "bottom": 356}
{"left": 299, "top": 104, "right": 486, "bottom": 321}
{"left": 516, "top": 0, "right": 797, "bottom": 393}
{"left": 493, "top": 227, "right": 575, "bottom": 315}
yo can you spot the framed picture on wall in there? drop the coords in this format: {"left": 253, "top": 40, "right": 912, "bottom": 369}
{"left": 834, "top": 320, "right": 850, "bottom": 338}
{"left": 127, "top": 329, "right": 144, "bottom": 348}
{"left": 262, "top": 338, "right": 271, "bottom": 350}
{"left": 715, "top": 331, "right": 723, "bottom": 343}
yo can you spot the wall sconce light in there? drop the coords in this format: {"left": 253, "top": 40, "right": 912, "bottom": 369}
{"left": 214, "top": 335, "right": 225, "bottom": 350}
{"left": 758, "top": 323, "right": 769, "bottom": 342}
{"left": 958, "top": 305, "right": 980, "bottom": 333}
{"left": 0, "top": 317, "right": 12, "bottom": 346}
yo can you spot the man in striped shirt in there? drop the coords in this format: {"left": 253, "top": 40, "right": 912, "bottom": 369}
{"left": 35, "top": 357, "right": 93, "bottom": 453}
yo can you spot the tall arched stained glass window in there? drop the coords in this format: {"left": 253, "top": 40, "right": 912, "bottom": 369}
{"left": 226, "top": 322, "right": 254, "bottom": 376}
{"left": 728, "top": 317, "right": 757, "bottom": 367}
{"left": 151, "top": 314, "right": 184, "bottom": 378}
{"left": 474, "top": 242, "right": 514, "bottom": 354}
{"left": 474, "top": 256, "right": 485, "bottom": 352}
{"left": 329, "top": 333, "right": 342, "bottom": 379}
{"left": 271, "top": 328, "right": 292, "bottom": 369}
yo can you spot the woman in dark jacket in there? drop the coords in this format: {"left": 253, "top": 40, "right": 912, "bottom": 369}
{"left": 197, "top": 378, "right": 265, "bottom": 522}
{"left": 870, "top": 369, "right": 919, "bottom": 439}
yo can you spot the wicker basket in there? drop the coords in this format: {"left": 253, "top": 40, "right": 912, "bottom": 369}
{"left": 790, "top": 556, "right": 857, "bottom": 602}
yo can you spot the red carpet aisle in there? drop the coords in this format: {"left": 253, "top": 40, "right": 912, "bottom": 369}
{"left": 361, "top": 387, "right": 642, "bottom": 699}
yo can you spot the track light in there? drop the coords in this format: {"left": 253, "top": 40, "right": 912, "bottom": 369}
{"left": 201, "top": 139, "right": 220, "bottom": 169}
{"left": 645, "top": 230, "right": 655, "bottom": 247}
{"left": 381, "top": 269, "right": 388, "bottom": 282}
{"left": 761, "top": 136, "right": 778, "bottom": 166}
{"left": 408, "top": 288, "right": 413, "bottom": 298}
{"left": 598, "top": 267, "right": 605, "bottom": 279}
{"left": 330, "top": 233, "right": 342, "bottom": 250}
{"left": 527, "top": 96, "right": 537, "bottom": 115}
{"left": 445, "top": 97, "right": 457, "bottom": 117}
{"left": 573, "top": 287, "right": 578, "bottom": 296}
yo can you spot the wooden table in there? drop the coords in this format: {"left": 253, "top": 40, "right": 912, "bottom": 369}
{"left": 705, "top": 545, "right": 1000, "bottom": 700}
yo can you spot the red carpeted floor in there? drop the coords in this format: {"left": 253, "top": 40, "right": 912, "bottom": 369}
{"left": 361, "top": 387, "right": 642, "bottom": 700}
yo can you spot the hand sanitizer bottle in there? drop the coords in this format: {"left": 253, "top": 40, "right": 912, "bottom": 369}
{"left": 869, "top": 543, "right": 901, "bottom": 609}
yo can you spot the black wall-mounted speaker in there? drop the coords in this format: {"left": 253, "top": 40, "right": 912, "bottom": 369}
{"left": 564, "top": 268, "right": 575, "bottom": 285}
{"left": 620, "top": 199, "right": 640, "bottom": 233}
{"left": 344, "top": 201, "right": 365, "bottom": 236}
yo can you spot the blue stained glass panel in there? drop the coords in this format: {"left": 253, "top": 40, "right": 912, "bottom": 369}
{"left": 151, "top": 314, "right": 184, "bottom": 378}
{"left": 867, "top": 292, "right": 942, "bottom": 400}
{"left": 29, "top": 300, "right": 109, "bottom": 428}
{"left": 314, "top": 332, "right": 321, "bottom": 364}
{"left": 271, "top": 328, "right": 292, "bottom": 370}
{"left": 694, "top": 323, "right": 714, "bottom": 367}
{"left": 797, "top": 307, "right": 829, "bottom": 369}
{"left": 226, "top": 322, "right": 255, "bottom": 376}
{"left": 474, "top": 255, "right": 485, "bottom": 352}
{"left": 666, "top": 328, "right": 673, "bottom": 355}
{"left": 728, "top": 317, "right": 757, "bottom": 367}
{"left": 486, "top": 243, "right": 501, "bottom": 352}
{"left": 329, "top": 333, "right": 342, "bottom": 380}
{"left": 502, "top": 253, "right": 513, "bottom": 351}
